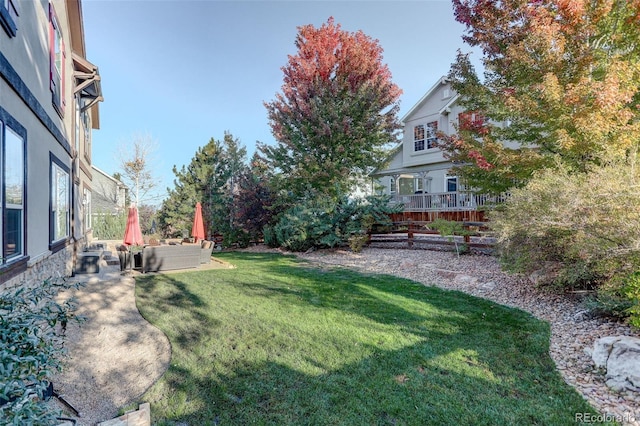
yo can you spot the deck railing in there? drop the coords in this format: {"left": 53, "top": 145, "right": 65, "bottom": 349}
{"left": 389, "top": 191, "right": 506, "bottom": 212}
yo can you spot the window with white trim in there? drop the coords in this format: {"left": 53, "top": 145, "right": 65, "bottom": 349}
{"left": 413, "top": 124, "right": 425, "bottom": 152}
{"left": 49, "top": 2, "right": 65, "bottom": 117}
{"left": 389, "top": 177, "right": 396, "bottom": 194}
{"left": 414, "top": 178, "right": 424, "bottom": 193}
{"left": 426, "top": 121, "right": 438, "bottom": 149}
{"left": 446, "top": 176, "right": 458, "bottom": 192}
{"left": 1, "top": 120, "right": 25, "bottom": 264}
{"left": 83, "top": 187, "right": 91, "bottom": 232}
{"left": 50, "top": 155, "right": 70, "bottom": 243}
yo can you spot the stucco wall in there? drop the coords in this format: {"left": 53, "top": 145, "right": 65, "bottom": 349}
{"left": 0, "top": 0, "right": 79, "bottom": 284}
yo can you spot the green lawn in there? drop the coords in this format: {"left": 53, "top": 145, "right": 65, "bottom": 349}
{"left": 135, "top": 252, "right": 606, "bottom": 425}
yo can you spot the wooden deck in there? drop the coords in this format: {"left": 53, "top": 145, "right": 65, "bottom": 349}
{"left": 388, "top": 190, "right": 502, "bottom": 223}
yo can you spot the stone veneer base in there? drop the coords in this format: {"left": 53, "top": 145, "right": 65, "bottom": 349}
{"left": 1, "top": 245, "right": 73, "bottom": 291}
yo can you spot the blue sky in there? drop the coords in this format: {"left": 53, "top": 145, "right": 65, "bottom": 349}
{"left": 82, "top": 0, "right": 476, "bottom": 204}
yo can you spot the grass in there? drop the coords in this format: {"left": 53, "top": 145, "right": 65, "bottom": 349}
{"left": 135, "top": 252, "right": 608, "bottom": 425}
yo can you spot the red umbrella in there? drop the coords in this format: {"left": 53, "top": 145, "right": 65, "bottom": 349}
{"left": 123, "top": 205, "right": 144, "bottom": 246}
{"left": 191, "top": 202, "right": 205, "bottom": 242}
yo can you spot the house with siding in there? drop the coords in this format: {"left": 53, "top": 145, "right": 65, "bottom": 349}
{"left": 91, "top": 165, "right": 127, "bottom": 215}
{"left": 372, "top": 77, "right": 497, "bottom": 222}
{"left": 0, "top": 0, "right": 102, "bottom": 286}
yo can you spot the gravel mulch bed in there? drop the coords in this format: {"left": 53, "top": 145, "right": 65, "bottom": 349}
{"left": 242, "top": 244, "right": 640, "bottom": 425}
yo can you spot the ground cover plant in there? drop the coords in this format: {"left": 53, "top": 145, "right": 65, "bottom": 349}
{"left": 135, "top": 252, "right": 607, "bottom": 425}
{"left": 0, "top": 279, "right": 82, "bottom": 424}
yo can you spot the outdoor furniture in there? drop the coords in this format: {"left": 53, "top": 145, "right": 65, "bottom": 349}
{"left": 116, "top": 245, "right": 131, "bottom": 271}
{"left": 141, "top": 244, "right": 201, "bottom": 273}
{"left": 200, "top": 240, "right": 213, "bottom": 264}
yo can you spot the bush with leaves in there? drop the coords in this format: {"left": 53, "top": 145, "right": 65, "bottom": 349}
{"left": 232, "top": 154, "right": 276, "bottom": 245}
{"left": 91, "top": 210, "right": 127, "bottom": 240}
{"left": 268, "top": 193, "right": 399, "bottom": 252}
{"left": 0, "top": 279, "right": 83, "bottom": 424}
{"left": 490, "top": 160, "right": 640, "bottom": 325}
{"left": 428, "top": 219, "right": 473, "bottom": 255}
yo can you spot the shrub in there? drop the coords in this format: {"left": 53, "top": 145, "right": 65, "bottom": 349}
{"left": 91, "top": 210, "right": 128, "bottom": 240}
{"left": 269, "top": 193, "right": 399, "bottom": 252}
{"left": 223, "top": 228, "right": 252, "bottom": 249}
{"left": 263, "top": 225, "right": 278, "bottom": 248}
{"left": 428, "top": 219, "right": 472, "bottom": 255}
{"left": 586, "top": 277, "right": 635, "bottom": 321}
{"left": 348, "top": 233, "right": 369, "bottom": 253}
{"left": 0, "top": 278, "right": 83, "bottom": 424}
{"left": 490, "top": 160, "right": 640, "bottom": 325}
{"left": 622, "top": 272, "right": 640, "bottom": 328}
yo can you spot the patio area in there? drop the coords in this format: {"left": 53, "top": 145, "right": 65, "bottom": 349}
{"left": 49, "top": 244, "right": 231, "bottom": 425}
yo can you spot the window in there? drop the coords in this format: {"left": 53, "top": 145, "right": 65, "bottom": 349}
{"left": 414, "top": 178, "right": 424, "bottom": 193}
{"left": 50, "top": 155, "right": 70, "bottom": 244}
{"left": 49, "top": 3, "right": 65, "bottom": 116}
{"left": 1, "top": 119, "right": 25, "bottom": 264}
{"left": 83, "top": 187, "right": 91, "bottom": 232}
{"left": 426, "top": 121, "right": 438, "bottom": 149}
{"left": 446, "top": 176, "right": 458, "bottom": 192}
{"left": 458, "top": 111, "right": 486, "bottom": 134}
{"left": 414, "top": 125, "right": 425, "bottom": 152}
{"left": 389, "top": 177, "right": 396, "bottom": 194}
{"left": 0, "top": 0, "right": 18, "bottom": 37}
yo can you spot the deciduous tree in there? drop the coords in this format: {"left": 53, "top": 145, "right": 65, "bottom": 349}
{"left": 117, "top": 133, "right": 160, "bottom": 206}
{"left": 440, "top": 0, "right": 640, "bottom": 193}
{"left": 263, "top": 17, "right": 402, "bottom": 198}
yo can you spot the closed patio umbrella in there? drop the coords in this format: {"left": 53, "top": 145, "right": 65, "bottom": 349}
{"left": 123, "top": 205, "right": 144, "bottom": 246}
{"left": 121, "top": 205, "right": 144, "bottom": 271}
{"left": 191, "top": 202, "right": 205, "bottom": 243}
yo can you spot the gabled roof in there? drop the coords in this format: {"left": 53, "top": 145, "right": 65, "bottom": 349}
{"left": 401, "top": 76, "right": 450, "bottom": 123}
{"left": 91, "top": 165, "right": 128, "bottom": 189}
{"left": 370, "top": 142, "right": 403, "bottom": 177}
{"left": 438, "top": 93, "right": 460, "bottom": 115}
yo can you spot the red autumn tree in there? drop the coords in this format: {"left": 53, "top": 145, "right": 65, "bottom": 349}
{"left": 439, "top": 0, "right": 640, "bottom": 193}
{"left": 262, "top": 17, "right": 402, "bottom": 198}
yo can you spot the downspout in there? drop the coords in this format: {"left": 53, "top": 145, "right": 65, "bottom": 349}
{"left": 71, "top": 157, "right": 78, "bottom": 276}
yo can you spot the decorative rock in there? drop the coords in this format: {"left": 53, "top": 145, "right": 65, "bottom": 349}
{"left": 435, "top": 269, "right": 457, "bottom": 279}
{"left": 454, "top": 274, "right": 478, "bottom": 285}
{"left": 591, "top": 336, "right": 622, "bottom": 369}
{"left": 480, "top": 281, "right": 497, "bottom": 290}
{"left": 592, "top": 336, "right": 640, "bottom": 392}
{"left": 573, "top": 309, "right": 591, "bottom": 321}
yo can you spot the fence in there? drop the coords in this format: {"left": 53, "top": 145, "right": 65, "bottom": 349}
{"left": 369, "top": 220, "right": 495, "bottom": 252}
